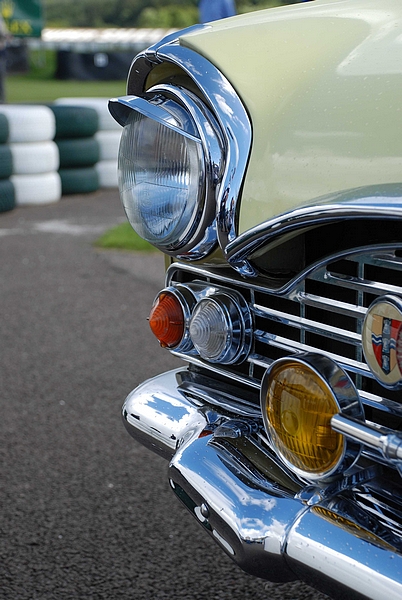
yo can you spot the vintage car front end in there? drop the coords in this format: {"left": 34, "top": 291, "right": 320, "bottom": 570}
{"left": 109, "top": 2, "right": 402, "bottom": 598}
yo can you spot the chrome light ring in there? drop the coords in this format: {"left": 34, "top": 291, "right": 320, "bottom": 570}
{"left": 189, "top": 289, "right": 252, "bottom": 365}
{"left": 151, "top": 284, "right": 197, "bottom": 353}
{"left": 110, "top": 84, "right": 224, "bottom": 259}
{"left": 111, "top": 36, "right": 252, "bottom": 260}
{"left": 260, "top": 353, "right": 364, "bottom": 482}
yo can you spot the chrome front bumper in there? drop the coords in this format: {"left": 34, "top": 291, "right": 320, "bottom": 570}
{"left": 122, "top": 368, "right": 402, "bottom": 600}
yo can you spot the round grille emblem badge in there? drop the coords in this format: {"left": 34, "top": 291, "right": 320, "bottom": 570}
{"left": 362, "top": 295, "right": 402, "bottom": 389}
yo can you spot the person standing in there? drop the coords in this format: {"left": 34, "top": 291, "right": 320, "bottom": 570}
{"left": 199, "top": 0, "right": 236, "bottom": 23}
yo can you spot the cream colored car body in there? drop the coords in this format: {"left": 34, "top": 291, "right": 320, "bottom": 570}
{"left": 181, "top": 0, "right": 402, "bottom": 234}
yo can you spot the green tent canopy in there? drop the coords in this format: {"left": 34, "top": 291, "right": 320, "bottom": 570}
{"left": 2, "top": 0, "right": 43, "bottom": 38}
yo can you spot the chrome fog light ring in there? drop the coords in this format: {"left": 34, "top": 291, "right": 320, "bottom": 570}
{"left": 109, "top": 85, "right": 224, "bottom": 260}
{"left": 260, "top": 353, "right": 364, "bottom": 482}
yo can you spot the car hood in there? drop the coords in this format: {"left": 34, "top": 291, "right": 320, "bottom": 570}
{"left": 179, "top": 0, "right": 402, "bottom": 235}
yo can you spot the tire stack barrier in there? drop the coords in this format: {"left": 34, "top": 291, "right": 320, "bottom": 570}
{"left": 0, "top": 113, "right": 15, "bottom": 213}
{"left": 49, "top": 104, "right": 101, "bottom": 195}
{"left": 55, "top": 98, "right": 120, "bottom": 188}
{"left": 0, "top": 105, "right": 61, "bottom": 208}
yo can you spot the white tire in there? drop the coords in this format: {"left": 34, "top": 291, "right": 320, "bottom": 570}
{"left": 54, "top": 98, "right": 121, "bottom": 131}
{"left": 12, "top": 172, "right": 62, "bottom": 206}
{"left": 94, "top": 130, "right": 121, "bottom": 161}
{"left": 0, "top": 105, "right": 56, "bottom": 142}
{"left": 10, "top": 141, "right": 60, "bottom": 174}
{"left": 95, "top": 160, "right": 118, "bottom": 188}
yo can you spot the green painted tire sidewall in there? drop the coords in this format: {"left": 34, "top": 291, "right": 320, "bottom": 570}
{"left": 0, "top": 144, "right": 13, "bottom": 178}
{"left": 0, "top": 113, "right": 9, "bottom": 143}
{"left": 59, "top": 167, "right": 99, "bottom": 195}
{"left": 50, "top": 105, "right": 99, "bottom": 139}
{"left": 56, "top": 138, "right": 100, "bottom": 168}
{"left": 0, "top": 179, "right": 15, "bottom": 212}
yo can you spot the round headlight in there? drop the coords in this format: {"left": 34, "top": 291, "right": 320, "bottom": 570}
{"left": 260, "top": 354, "right": 363, "bottom": 481}
{"left": 116, "top": 87, "right": 223, "bottom": 258}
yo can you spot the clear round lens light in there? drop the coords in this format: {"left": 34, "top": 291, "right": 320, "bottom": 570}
{"left": 189, "top": 298, "right": 230, "bottom": 361}
{"left": 118, "top": 109, "right": 204, "bottom": 251}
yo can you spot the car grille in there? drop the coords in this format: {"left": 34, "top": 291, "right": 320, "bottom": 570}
{"left": 167, "top": 249, "right": 402, "bottom": 433}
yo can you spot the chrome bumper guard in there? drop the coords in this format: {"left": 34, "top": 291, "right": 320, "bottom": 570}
{"left": 122, "top": 368, "right": 402, "bottom": 600}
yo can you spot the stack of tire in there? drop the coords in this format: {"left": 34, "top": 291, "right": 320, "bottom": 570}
{"left": 0, "top": 113, "right": 14, "bottom": 213}
{"left": 0, "top": 104, "right": 61, "bottom": 210}
{"left": 49, "top": 103, "right": 101, "bottom": 195}
{"left": 54, "top": 98, "right": 121, "bottom": 189}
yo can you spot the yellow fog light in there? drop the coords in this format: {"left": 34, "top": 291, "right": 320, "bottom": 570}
{"left": 260, "top": 353, "right": 364, "bottom": 481}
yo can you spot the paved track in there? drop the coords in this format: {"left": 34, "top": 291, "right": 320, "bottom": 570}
{"left": 0, "top": 191, "right": 329, "bottom": 600}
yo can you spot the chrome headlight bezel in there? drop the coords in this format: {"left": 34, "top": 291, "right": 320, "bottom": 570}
{"left": 109, "top": 37, "right": 252, "bottom": 263}
{"left": 109, "top": 85, "right": 224, "bottom": 260}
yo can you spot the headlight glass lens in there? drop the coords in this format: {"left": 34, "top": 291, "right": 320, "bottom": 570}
{"left": 118, "top": 109, "right": 204, "bottom": 250}
{"left": 263, "top": 360, "right": 343, "bottom": 476}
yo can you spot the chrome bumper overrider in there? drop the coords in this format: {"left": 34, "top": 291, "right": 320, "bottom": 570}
{"left": 122, "top": 368, "right": 402, "bottom": 600}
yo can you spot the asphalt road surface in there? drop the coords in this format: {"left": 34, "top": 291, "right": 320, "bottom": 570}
{"left": 1, "top": 191, "right": 329, "bottom": 600}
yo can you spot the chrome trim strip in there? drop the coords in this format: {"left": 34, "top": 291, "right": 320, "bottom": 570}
{"left": 171, "top": 351, "right": 261, "bottom": 389}
{"left": 318, "top": 270, "right": 402, "bottom": 298}
{"left": 253, "top": 303, "right": 361, "bottom": 345}
{"left": 359, "top": 390, "right": 402, "bottom": 417}
{"left": 353, "top": 252, "right": 402, "bottom": 272}
{"left": 297, "top": 292, "right": 367, "bottom": 319}
{"left": 153, "top": 44, "right": 252, "bottom": 255}
{"left": 226, "top": 184, "right": 402, "bottom": 277}
{"left": 253, "top": 331, "right": 371, "bottom": 376}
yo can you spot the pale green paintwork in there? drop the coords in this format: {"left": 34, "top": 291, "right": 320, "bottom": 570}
{"left": 180, "top": 0, "right": 402, "bottom": 234}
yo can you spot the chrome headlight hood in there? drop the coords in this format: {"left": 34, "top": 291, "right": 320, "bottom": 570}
{"left": 109, "top": 23, "right": 252, "bottom": 261}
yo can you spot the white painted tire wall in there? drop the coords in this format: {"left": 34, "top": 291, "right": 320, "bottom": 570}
{"left": 0, "top": 105, "right": 56, "bottom": 143}
{"left": 10, "top": 141, "right": 60, "bottom": 174}
{"left": 12, "top": 172, "right": 62, "bottom": 206}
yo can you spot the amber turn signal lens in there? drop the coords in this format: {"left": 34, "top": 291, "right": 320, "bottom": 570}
{"left": 149, "top": 291, "right": 184, "bottom": 348}
{"left": 263, "top": 360, "right": 343, "bottom": 477}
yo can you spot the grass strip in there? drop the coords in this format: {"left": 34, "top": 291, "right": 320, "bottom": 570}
{"left": 6, "top": 76, "right": 126, "bottom": 103}
{"left": 95, "top": 221, "right": 155, "bottom": 252}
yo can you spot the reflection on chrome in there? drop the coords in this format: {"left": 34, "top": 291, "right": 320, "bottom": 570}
{"left": 122, "top": 367, "right": 402, "bottom": 598}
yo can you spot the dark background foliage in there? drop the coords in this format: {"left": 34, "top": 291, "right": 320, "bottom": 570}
{"left": 43, "top": 0, "right": 302, "bottom": 28}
